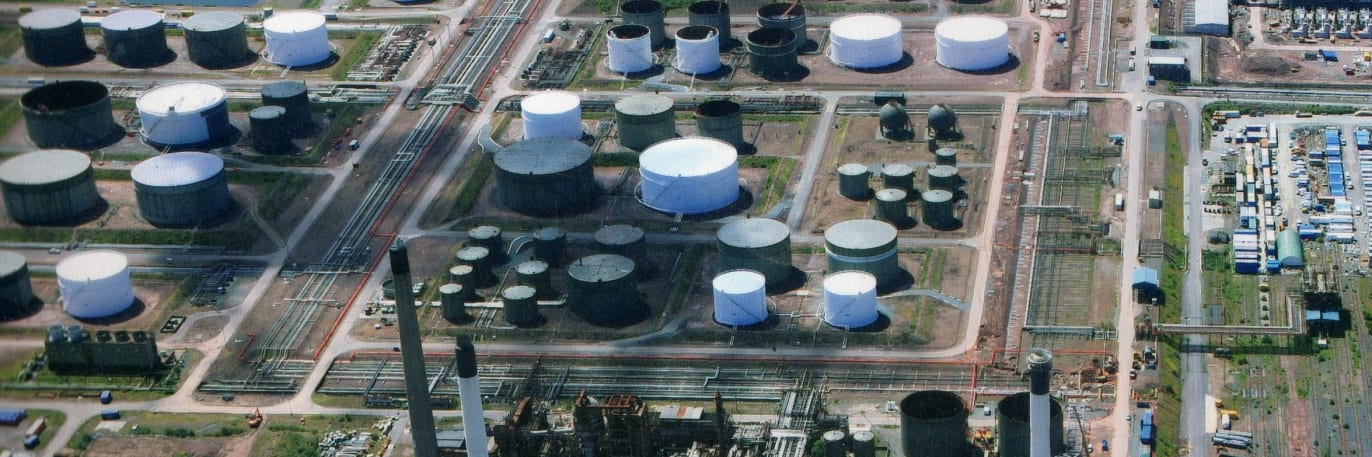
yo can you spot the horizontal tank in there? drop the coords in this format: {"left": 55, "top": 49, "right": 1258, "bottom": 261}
{"left": 57, "top": 250, "right": 135, "bottom": 319}
{"left": 0, "top": 251, "right": 37, "bottom": 320}
{"left": 263, "top": 11, "right": 331, "bottom": 67}
{"left": 899, "top": 390, "right": 972, "bottom": 457}
{"left": 825, "top": 219, "right": 901, "bottom": 290}
{"left": 935, "top": 16, "right": 1010, "bottom": 71}
{"left": 607, "top": 25, "right": 654, "bottom": 74}
{"left": 568, "top": 254, "right": 644, "bottom": 327}
{"left": 20, "top": 9, "right": 93, "bottom": 66}
{"left": 828, "top": 14, "right": 904, "bottom": 69}
{"left": 822, "top": 271, "right": 878, "bottom": 328}
{"left": 131, "top": 152, "right": 232, "bottom": 227}
{"left": 137, "top": 82, "right": 231, "bottom": 148}
{"left": 713, "top": 270, "right": 768, "bottom": 327}
{"left": 716, "top": 217, "right": 793, "bottom": 287}
{"left": 102, "top": 10, "right": 173, "bottom": 68}
{"left": 0, "top": 149, "right": 101, "bottom": 225}
{"left": 183, "top": 11, "right": 252, "bottom": 69}
{"left": 639, "top": 137, "right": 739, "bottom": 215}
{"left": 495, "top": 138, "right": 599, "bottom": 216}
{"left": 21, "top": 81, "right": 123, "bottom": 150}
{"left": 521, "top": 91, "right": 583, "bottom": 140}
{"left": 615, "top": 94, "right": 676, "bottom": 150}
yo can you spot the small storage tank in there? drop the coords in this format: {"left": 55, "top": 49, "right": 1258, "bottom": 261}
{"left": 102, "top": 10, "right": 173, "bottom": 68}
{"left": 620, "top": 0, "right": 666, "bottom": 49}
{"left": 694, "top": 100, "right": 747, "bottom": 151}
{"left": 57, "top": 250, "right": 135, "bottom": 320}
{"left": 447, "top": 265, "right": 482, "bottom": 300}
{"left": 934, "top": 16, "right": 1011, "bottom": 71}
{"left": 828, "top": 14, "right": 904, "bottom": 69}
{"left": 137, "top": 82, "right": 232, "bottom": 148}
{"left": 822, "top": 271, "right": 878, "bottom": 328}
{"left": 852, "top": 431, "right": 876, "bottom": 457}
{"left": 922, "top": 189, "right": 957, "bottom": 230}
{"left": 21, "top": 81, "right": 123, "bottom": 150}
{"left": 20, "top": 9, "right": 93, "bottom": 66}
{"left": 928, "top": 165, "right": 959, "bottom": 190}
{"left": 674, "top": 26, "right": 722, "bottom": 75}
{"left": 520, "top": 91, "right": 583, "bottom": 140}
{"left": 594, "top": 225, "right": 649, "bottom": 274}
{"left": 688, "top": 1, "right": 733, "bottom": 49}
{"left": 745, "top": 27, "right": 800, "bottom": 81}
{"left": 607, "top": 25, "right": 654, "bottom": 74}
{"left": 516, "top": 260, "right": 556, "bottom": 299}
{"left": 639, "top": 137, "right": 739, "bottom": 215}
{"left": 873, "top": 188, "right": 910, "bottom": 226}
{"left": 250, "top": 106, "right": 293, "bottom": 154}
{"left": 502, "top": 285, "right": 542, "bottom": 327}
{"left": 0, "top": 149, "right": 101, "bottom": 225}
{"left": 131, "top": 152, "right": 232, "bottom": 227}
{"left": 712, "top": 270, "right": 768, "bottom": 327}
{"left": 183, "top": 11, "right": 252, "bottom": 69}
{"left": 881, "top": 164, "right": 915, "bottom": 195}
{"left": 837, "top": 163, "right": 872, "bottom": 200}
{"left": 468, "top": 225, "right": 506, "bottom": 265}
{"left": 263, "top": 11, "right": 331, "bottom": 67}
{"left": 533, "top": 227, "right": 568, "bottom": 266}
{"left": 495, "top": 138, "right": 598, "bottom": 216}
{"left": 825, "top": 219, "right": 901, "bottom": 290}
{"left": 615, "top": 94, "right": 676, "bottom": 150}
{"left": 899, "top": 390, "right": 972, "bottom": 457}
{"left": 997, "top": 392, "right": 1065, "bottom": 457}
{"left": 261, "top": 81, "right": 313, "bottom": 136}
{"left": 879, "top": 101, "right": 911, "bottom": 137}
{"left": 757, "top": 3, "right": 807, "bottom": 41}
{"left": 567, "top": 254, "right": 644, "bottom": 327}
{"left": 439, "top": 283, "right": 471, "bottom": 324}
{"left": 716, "top": 217, "right": 792, "bottom": 287}
{"left": 822, "top": 430, "right": 847, "bottom": 457}
{"left": 928, "top": 105, "right": 959, "bottom": 138}
{"left": 455, "top": 246, "right": 497, "bottom": 288}
{"left": 935, "top": 148, "right": 958, "bottom": 166}
{"left": 0, "top": 251, "right": 38, "bottom": 320}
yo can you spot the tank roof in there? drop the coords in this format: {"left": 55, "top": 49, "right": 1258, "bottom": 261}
{"left": 876, "top": 188, "right": 907, "bottom": 201}
{"left": 439, "top": 283, "right": 462, "bottom": 294}
{"left": 469, "top": 225, "right": 501, "bottom": 239}
{"left": 0, "top": 251, "right": 25, "bottom": 277}
{"left": 568, "top": 254, "right": 635, "bottom": 282}
{"left": 503, "top": 285, "right": 537, "bottom": 299}
{"left": 928, "top": 165, "right": 958, "bottom": 177}
{"left": 929, "top": 104, "right": 956, "bottom": 120}
{"left": 0, "top": 150, "right": 90, "bottom": 186}
{"left": 137, "top": 82, "right": 226, "bottom": 115}
{"left": 263, "top": 11, "right": 326, "bottom": 33}
{"left": 640, "top": 137, "right": 737, "bottom": 177}
{"left": 595, "top": 225, "right": 644, "bottom": 245}
{"left": 261, "top": 81, "right": 308, "bottom": 98}
{"left": 102, "top": 10, "right": 163, "bottom": 30}
{"left": 838, "top": 163, "right": 870, "bottom": 175}
{"left": 713, "top": 270, "right": 765, "bottom": 293}
{"left": 56, "top": 250, "right": 127, "bottom": 280}
{"left": 516, "top": 260, "right": 549, "bottom": 274}
{"left": 923, "top": 189, "right": 954, "bottom": 202}
{"left": 718, "top": 218, "right": 789, "bottom": 248}
{"left": 456, "top": 246, "right": 490, "bottom": 261}
{"left": 825, "top": 220, "right": 897, "bottom": 249}
{"left": 615, "top": 94, "right": 674, "bottom": 116}
{"left": 250, "top": 105, "right": 287, "bottom": 119}
{"left": 20, "top": 9, "right": 82, "bottom": 29}
{"left": 522, "top": 91, "right": 581, "bottom": 114}
{"left": 830, "top": 14, "right": 901, "bottom": 40}
{"left": 823, "top": 430, "right": 846, "bottom": 440}
{"left": 496, "top": 138, "right": 591, "bottom": 174}
{"left": 879, "top": 102, "right": 909, "bottom": 126}
{"left": 823, "top": 271, "right": 876, "bottom": 294}
{"left": 534, "top": 227, "right": 567, "bottom": 240}
{"left": 183, "top": 11, "right": 244, "bottom": 32}
{"left": 449, "top": 264, "right": 474, "bottom": 274}
{"left": 934, "top": 16, "right": 1007, "bottom": 41}
{"left": 131, "top": 152, "right": 224, "bottom": 187}
{"left": 882, "top": 163, "right": 913, "bottom": 175}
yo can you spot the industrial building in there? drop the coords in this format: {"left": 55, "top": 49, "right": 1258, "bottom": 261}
{"left": 102, "top": 10, "right": 174, "bottom": 68}
{"left": 606, "top": 25, "right": 655, "bottom": 74}
{"left": 57, "top": 250, "right": 136, "bottom": 320}
{"left": 1146, "top": 56, "right": 1190, "bottom": 82}
{"left": 137, "top": 82, "right": 233, "bottom": 148}
{"left": 567, "top": 254, "right": 644, "bottom": 327}
{"left": 716, "top": 217, "right": 794, "bottom": 288}
{"left": 638, "top": 137, "right": 740, "bottom": 215}
{"left": 934, "top": 17, "right": 1011, "bottom": 71}
{"left": 827, "top": 14, "right": 905, "bottom": 69}
{"left": 182, "top": 11, "right": 253, "bottom": 69}
{"left": 1131, "top": 266, "right": 1161, "bottom": 303}
{"left": 615, "top": 94, "right": 677, "bottom": 150}
{"left": 130, "top": 152, "right": 234, "bottom": 227}
{"left": 20, "top": 81, "right": 123, "bottom": 150}
{"left": 0, "top": 251, "right": 38, "bottom": 320}
{"left": 19, "top": 9, "right": 93, "bottom": 66}
{"left": 1183, "top": 0, "right": 1231, "bottom": 36}
{"left": 0, "top": 149, "right": 102, "bottom": 225}
{"left": 45, "top": 326, "right": 162, "bottom": 374}
{"left": 494, "top": 138, "right": 599, "bottom": 216}
{"left": 263, "top": 11, "right": 332, "bottom": 67}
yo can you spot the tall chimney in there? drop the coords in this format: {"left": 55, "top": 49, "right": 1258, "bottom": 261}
{"left": 389, "top": 240, "right": 439, "bottom": 457}
{"left": 1027, "top": 348, "right": 1054, "bottom": 457}
{"left": 456, "top": 335, "right": 490, "bottom": 457}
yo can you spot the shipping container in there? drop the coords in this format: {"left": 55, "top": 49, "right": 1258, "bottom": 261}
{"left": 100, "top": 390, "right": 112, "bottom": 404}
{"left": 25, "top": 417, "right": 46, "bottom": 437}
{"left": 0, "top": 410, "right": 25, "bottom": 426}
{"left": 100, "top": 410, "right": 121, "bottom": 420}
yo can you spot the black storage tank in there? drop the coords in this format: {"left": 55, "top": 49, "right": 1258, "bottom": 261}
{"left": 19, "top": 9, "right": 93, "bottom": 66}
{"left": 21, "top": 81, "right": 123, "bottom": 150}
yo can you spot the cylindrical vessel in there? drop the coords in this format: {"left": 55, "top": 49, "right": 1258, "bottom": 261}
{"left": 716, "top": 218, "right": 792, "bottom": 287}
{"left": 137, "top": 82, "right": 231, "bottom": 148}
{"left": 607, "top": 25, "right": 654, "bottom": 74}
{"left": 881, "top": 164, "right": 915, "bottom": 196}
{"left": 852, "top": 431, "right": 876, "bottom": 457}
{"left": 250, "top": 105, "right": 293, "bottom": 154}
{"left": 922, "top": 189, "right": 957, "bottom": 230}
{"left": 131, "top": 152, "right": 232, "bottom": 227}
{"left": 688, "top": 1, "right": 733, "bottom": 49}
{"left": 594, "top": 225, "right": 649, "bottom": 275}
{"left": 615, "top": 94, "right": 676, "bottom": 150}
{"left": 935, "top": 148, "right": 958, "bottom": 166}
{"left": 673, "top": 26, "right": 722, "bottom": 75}
{"left": 520, "top": 91, "right": 583, "bottom": 140}
{"left": 639, "top": 137, "right": 739, "bottom": 214}
{"left": 263, "top": 11, "right": 331, "bottom": 67}
{"left": 757, "top": 3, "right": 806, "bottom": 40}
{"left": 712, "top": 270, "right": 767, "bottom": 327}
{"left": 533, "top": 227, "right": 568, "bottom": 266}
{"left": 447, "top": 265, "right": 482, "bottom": 300}
{"left": 746, "top": 27, "right": 799, "bottom": 80}
{"left": 261, "top": 81, "right": 313, "bottom": 136}
{"left": 0, "top": 149, "right": 100, "bottom": 225}
{"left": 899, "top": 390, "right": 971, "bottom": 457}
{"left": 620, "top": 0, "right": 666, "bottom": 49}
{"left": 822, "top": 271, "right": 878, "bottom": 328}
{"left": 20, "top": 9, "right": 93, "bottom": 66}
{"left": 57, "top": 250, "right": 135, "bottom": 319}
{"left": 567, "top": 254, "right": 643, "bottom": 327}
{"left": 21, "top": 81, "right": 122, "bottom": 150}
{"left": 997, "top": 392, "right": 1065, "bottom": 457}
{"left": 934, "top": 16, "right": 1011, "bottom": 71}
{"left": 694, "top": 100, "right": 747, "bottom": 150}
{"left": 439, "top": 283, "right": 471, "bottom": 324}
{"left": 502, "top": 285, "right": 542, "bottom": 327}
{"left": 822, "top": 430, "right": 847, "bottom": 457}
{"left": 928, "top": 165, "right": 959, "bottom": 191}
{"left": 873, "top": 188, "right": 909, "bottom": 225}
{"left": 455, "top": 246, "right": 497, "bottom": 288}
{"left": 183, "top": 11, "right": 252, "bottom": 69}
{"left": 102, "top": 10, "right": 172, "bottom": 68}
{"left": 828, "top": 14, "right": 904, "bottom": 69}
{"left": 496, "top": 138, "right": 598, "bottom": 216}
{"left": 825, "top": 219, "right": 901, "bottom": 289}
{"left": 837, "top": 163, "right": 872, "bottom": 200}
{"left": 516, "top": 260, "right": 556, "bottom": 299}
{"left": 468, "top": 225, "right": 506, "bottom": 264}
{"left": 68, "top": 324, "right": 88, "bottom": 342}
{"left": 0, "top": 251, "right": 37, "bottom": 320}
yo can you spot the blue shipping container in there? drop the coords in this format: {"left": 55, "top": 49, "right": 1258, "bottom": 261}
{"left": 100, "top": 410, "right": 121, "bottom": 420}
{"left": 1142, "top": 412, "right": 1154, "bottom": 426}
{"left": 0, "top": 409, "right": 25, "bottom": 426}
{"left": 100, "top": 390, "right": 112, "bottom": 404}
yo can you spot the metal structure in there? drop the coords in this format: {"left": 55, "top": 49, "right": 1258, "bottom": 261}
{"left": 716, "top": 217, "right": 793, "bottom": 287}
{"left": 638, "top": 137, "right": 739, "bottom": 215}
{"left": 260, "top": 81, "right": 313, "bottom": 136}
{"left": 606, "top": 25, "right": 654, "bottom": 74}
{"left": 824, "top": 219, "right": 901, "bottom": 290}
{"left": 1027, "top": 349, "right": 1053, "bottom": 457}
{"left": 20, "top": 81, "right": 122, "bottom": 150}
{"left": 615, "top": 94, "right": 676, "bottom": 150}
{"left": 137, "top": 82, "right": 232, "bottom": 148}
{"left": 102, "top": 10, "right": 172, "bottom": 68}
{"left": 921, "top": 189, "right": 958, "bottom": 230}
{"left": 873, "top": 188, "right": 910, "bottom": 226}
{"left": 439, "top": 283, "right": 472, "bottom": 324}
{"left": 19, "top": 9, "right": 92, "bottom": 66}
{"left": 927, "top": 165, "right": 960, "bottom": 190}
{"left": 996, "top": 392, "right": 1065, "bottom": 457}
{"left": 712, "top": 269, "right": 768, "bottom": 327}
{"left": 456, "top": 246, "right": 497, "bottom": 287}
{"left": 455, "top": 336, "right": 490, "bottom": 457}
{"left": 828, "top": 14, "right": 904, "bottom": 69}
{"left": 520, "top": 91, "right": 583, "bottom": 140}
{"left": 57, "top": 250, "right": 135, "bottom": 319}
{"left": 0, "top": 149, "right": 100, "bottom": 225}
{"left": 0, "top": 252, "right": 37, "bottom": 320}
{"left": 183, "top": 11, "right": 252, "bottom": 69}
{"left": 928, "top": 105, "right": 960, "bottom": 138}
{"left": 899, "top": 390, "right": 971, "bottom": 457}
{"left": 495, "top": 138, "right": 599, "bottom": 216}
{"left": 385, "top": 241, "right": 440, "bottom": 457}
{"left": 47, "top": 328, "right": 160, "bottom": 375}
{"left": 935, "top": 148, "right": 958, "bottom": 166}
{"left": 879, "top": 101, "right": 911, "bottom": 138}
{"left": 620, "top": 0, "right": 666, "bottom": 49}
{"left": 694, "top": 99, "right": 747, "bottom": 150}
{"left": 757, "top": 3, "right": 807, "bottom": 41}
{"left": 688, "top": 1, "right": 733, "bottom": 49}
{"left": 745, "top": 27, "right": 800, "bottom": 81}
{"left": 263, "top": 11, "right": 331, "bottom": 67}
{"left": 533, "top": 227, "right": 568, "bottom": 266}
{"left": 501, "top": 285, "right": 542, "bottom": 327}
{"left": 838, "top": 163, "right": 872, "bottom": 200}
{"left": 468, "top": 225, "right": 506, "bottom": 265}
{"left": 131, "top": 152, "right": 233, "bottom": 227}
{"left": 515, "top": 260, "right": 556, "bottom": 299}
{"left": 673, "top": 26, "right": 722, "bottom": 75}
{"left": 250, "top": 105, "right": 293, "bottom": 154}
{"left": 934, "top": 16, "right": 1010, "bottom": 71}
{"left": 822, "top": 271, "right": 879, "bottom": 328}
{"left": 567, "top": 254, "right": 642, "bottom": 327}
{"left": 881, "top": 164, "right": 915, "bottom": 195}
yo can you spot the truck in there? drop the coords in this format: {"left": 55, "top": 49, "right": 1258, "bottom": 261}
{"left": 348, "top": 139, "right": 360, "bottom": 150}
{"left": 25, "top": 417, "right": 46, "bottom": 437}
{"left": 99, "top": 390, "right": 112, "bottom": 404}
{"left": 1115, "top": 192, "right": 1125, "bottom": 210}
{"left": 1140, "top": 423, "right": 1155, "bottom": 444}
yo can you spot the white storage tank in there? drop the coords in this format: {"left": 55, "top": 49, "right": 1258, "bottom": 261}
{"left": 137, "top": 82, "right": 231, "bottom": 148}
{"left": 828, "top": 14, "right": 904, "bottom": 69}
{"left": 638, "top": 137, "right": 739, "bottom": 215}
{"left": 131, "top": 152, "right": 233, "bottom": 227}
{"left": 521, "top": 91, "right": 583, "bottom": 140}
{"left": 713, "top": 270, "right": 768, "bottom": 327}
{"left": 607, "top": 24, "right": 654, "bottom": 74}
{"left": 823, "top": 271, "right": 879, "bottom": 328}
{"left": 57, "top": 250, "right": 135, "bottom": 319}
{"left": 263, "top": 11, "right": 331, "bottom": 67}
{"left": 934, "top": 16, "right": 1010, "bottom": 71}
{"left": 673, "top": 25, "right": 722, "bottom": 75}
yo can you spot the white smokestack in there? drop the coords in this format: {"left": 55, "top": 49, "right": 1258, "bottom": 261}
{"left": 456, "top": 335, "right": 489, "bottom": 457}
{"left": 1027, "top": 348, "right": 1053, "bottom": 457}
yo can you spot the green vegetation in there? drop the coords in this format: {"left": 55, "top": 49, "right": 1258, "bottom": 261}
{"left": 742, "top": 156, "right": 798, "bottom": 213}
{"left": 1154, "top": 115, "right": 1187, "bottom": 457}
{"left": 332, "top": 32, "right": 382, "bottom": 81}
{"left": 0, "top": 98, "right": 23, "bottom": 139}
{"left": 592, "top": 152, "right": 639, "bottom": 167}
{"left": 0, "top": 25, "right": 21, "bottom": 65}
{"left": 1203, "top": 101, "right": 1360, "bottom": 125}
{"left": 451, "top": 153, "right": 496, "bottom": 218}
{"left": 233, "top": 172, "right": 319, "bottom": 221}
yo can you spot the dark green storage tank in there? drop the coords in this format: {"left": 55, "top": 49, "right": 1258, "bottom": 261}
{"left": 494, "top": 138, "right": 599, "bottom": 216}
{"left": 568, "top": 254, "right": 644, "bottom": 327}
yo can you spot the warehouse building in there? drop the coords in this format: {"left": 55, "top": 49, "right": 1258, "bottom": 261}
{"left": 1147, "top": 56, "right": 1190, "bottom": 82}
{"left": 1182, "top": 0, "right": 1230, "bottom": 36}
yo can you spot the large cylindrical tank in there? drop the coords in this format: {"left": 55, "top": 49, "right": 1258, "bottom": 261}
{"left": 694, "top": 100, "right": 746, "bottom": 151}
{"left": 639, "top": 137, "right": 740, "bottom": 215}
{"left": 468, "top": 225, "right": 506, "bottom": 265}
{"left": 757, "top": 3, "right": 806, "bottom": 41}
{"left": 825, "top": 219, "right": 901, "bottom": 290}
{"left": 620, "top": 0, "right": 666, "bottom": 49}
{"left": 922, "top": 189, "right": 957, "bottom": 230}
{"left": 455, "top": 246, "right": 497, "bottom": 287}
{"left": 934, "top": 16, "right": 1011, "bottom": 71}
{"left": 828, "top": 14, "right": 904, "bottom": 69}
{"left": 899, "top": 390, "right": 971, "bottom": 457}
{"left": 57, "top": 250, "right": 135, "bottom": 319}
{"left": 20, "top": 9, "right": 93, "bottom": 66}
{"left": 852, "top": 431, "right": 876, "bottom": 457}
{"left": 674, "top": 26, "right": 721, "bottom": 75}
{"left": 516, "top": 260, "right": 556, "bottom": 299}
{"left": 131, "top": 152, "right": 232, "bottom": 227}
{"left": 137, "top": 82, "right": 231, "bottom": 148}
{"left": 21, "top": 81, "right": 122, "bottom": 150}
{"left": 263, "top": 11, "right": 330, "bottom": 67}
{"left": 260, "top": 81, "right": 313, "bottom": 136}
{"left": 745, "top": 27, "right": 800, "bottom": 81}
{"left": 873, "top": 188, "right": 910, "bottom": 226}
{"left": 0, "top": 251, "right": 37, "bottom": 320}
{"left": 712, "top": 270, "right": 767, "bottom": 327}
{"left": 688, "top": 1, "right": 733, "bottom": 49}
{"left": 183, "top": 11, "right": 252, "bottom": 69}
{"left": 837, "top": 163, "right": 872, "bottom": 200}
{"left": 615, "top": 94, "right": 676, "bottom": 150}
{"left": 0, "top": 149, "right": 100, "bottom": 225}
{"left": 102, "top": 10, "right": 172, "bottom": 68}
{"left": 595, "top": 224, "right": 649, "bottom": 275}
{"left": 997, "top": 392, "right": 1065, "bottom": 457}
{"left": 496, "top": 138, "right": 598, "bottom": 216}
{"left": 928, "top": 165, "right": 960, "bottom": 190}
{"left": 502, "top": 285, "right": 542, "bottom": 327}
{"left": 568, "top": 254, "right": 644, "bottom": 327}
{"left": 439, "top": 283, "right": 471, "bottom": 324}
{"left": 447, "top": 265, "right": 482, "bottom": 301}
{"left": 822, "top": 271, "right": 878, "bottom": 328}
{"left": 822, "top": 430, "right": 847, "bottom": 457}
{"left": 881, "top": 164, "right": 915, "bottom": 196}
{"left": 533, "top": 227, "right": 568, "bottom": 266}
{"left": 716, "top": 218, "right": 792, "bottom": 287}
{"left": 607, "top": 25, "right": 654, "bottom": 74}
{"left": 250, "top": 105, "right": 293, "bottom": 154}
{"left": 935, "top": 148, "right": 958, "bottom": 166}
{"left": 521, "top": 91, "right": 583, "bottom": 140}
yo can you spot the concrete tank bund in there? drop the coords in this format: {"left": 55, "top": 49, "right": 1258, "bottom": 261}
{"left": 21, "top": 81, "right": 122, "bottom": 150}
{"left": 899, "top": 390, "right": 971, "bottom": 457}
{"left": 183, "top": 11, "right": 251, "bottom": 69}
{"left": 101, "top": 10, "right": 172, "bottom": 68}
{"left": 615, "top": 94, "right": 676, "bottom": 150}
{"left": 494, "top": 137, "right": 598, "bottom": 216}
{"left": 0, "top": 149, "right": 100, "bottom": 225}
{"left": 20, "top": 9, "right": 93, "bottom": 66}
{"left": 638, "top": 137, "right": 739, "bottom": 215}
{"left": 131, "top": 152, "right": 232, "bottom": 227}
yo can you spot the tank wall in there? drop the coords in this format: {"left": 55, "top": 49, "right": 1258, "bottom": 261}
{"left": 1, "top": 170, "right": 101, "bottom": 225}
{"left": 922, "top": 197, "right": 957, "bottom": 230}
{"left": 502, "top": 292, "right": 542, "bottom": 327}
{"left": 746, "top": 28, "right": 799, "bottom": 80}
{"left": 899, "top": 391, "right": 971, "bottom": 457}
{"left": 874, "top": 193, "right": 910, "bottom": 223}
{"left": 825, "top": 251, "right": 901, "bottom": 291}
{"left": 607, "top": 25, "right": 654, "bottom": 73}
{"left": 261, "top": 89, "right": 312, "bottom": 135}
{"left": 717, "top": 243, "right": 792, "bottom": 286}
{"left": 134, "top": 172, "right": 232, "bottom": 227}
{"left": 23, "top": 21, "right": 93, "bottom": 66}
{"left": 140, "top": 99, "right": 231, "bottom": 147}
{"left": 756, "top": 3, "right": 807, "bottom": 38}
{"left": 185, "top": 25, "right": 251, "bottom": 68}
{"left": 640, "top": 161, "right": 739, "bottom": 215}
{"left": 688, "top": 1, "right": 732, "bottom": 49}
{"left": 695, "top": 101, "right": 746, "bottom": 150}
{"left": 250, "top": 113, "right": 293, "bottom": 154}
{"left": 569, "top": 277, "right": 644, "bottom": 327}
{"left": 616, "top": 110, "right": 676, "bottom": 150}
{"left": 533, "top": 230, "right": 568, "bottom": 266}
{"left": 0, "top": 265, "right": 37, "bottom": 319}
{"left": 440, "top": 286, "right": 471, "bottom": 324}
{"left": 495, "top": 161, "right": 599, "bottom": 216}
{"left": 620, "top": 1, "right": 666, "bottom": 48}
{"left": 996, "top": 393, "right": 1065, "bottom": 457}
{"left": 22, "top": 86, "right": 121, "bottom": 150}
{"left": 103, "top": 25, "right": 171, "bottom": 68}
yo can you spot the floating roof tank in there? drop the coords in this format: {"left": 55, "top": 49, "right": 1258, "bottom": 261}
{"left": 828, "top": 14, "right": 904, "bottom": 69}
{"left": 825, "top": 219, "right": 901, "bottom": 290}
{"left": 673, "top": 26, "right": 722, "bottom": 75}
{"left": 533, "top": 227, "right": 568, "bottom": 266}
{"left": 439, "top": 283, "right": 472, "bottom": 324}
{"left": 716, "top": 217, "right": 793, "bottom": 288}
{"left": 921, "top": 189, "right": 958, "bottom": 230}
{"left": 615, "top": 94, "right": 677, "bottom": 150}
{"left": 757, "top": 3, "right": 807, "bottom": 42}
{"left": 21, "top": 81, "right": 123, "bottom": 150}
{"left": 250, "top": 105, "right": 293, "bottom": 154}
{"left": 620, "top": 1, "right": 666, "bottom": 49}
{"left": 822, "top": 271, "right": 878, "bottom": 328}
{"left": 20, "top": 9, "right": 93, "bottom": 66}
{"left": 183, "top": 11, "right": 253, "bottom": 69}
{"left": 639, "top": 137, "right": 740, "bottom": 214}
{"left": 0, "top": 149, "right": 101, "bottom": 225}
{"left": 712, "top": 270, "right": 768, "bottom": 327}
{"left": 935, "top": 16, "right": 1011, "bottom": 71}
{"left": 57, "top": 250, "right": 135, "bottom": 320}
{"left": 102, "top": 10, "right": 173, "bottom": 68}
{"left": 688, "top": 1, "right": 734, "bottom": 49}
{"left": 260, "top": 81, "right": 313, "bottom": 136}
{"left": 935, "top": 148, "right": 958, "bottom": 166}
{"left": 520, "top": 91, "right": 583, "bottom": 140}
{"left": 899, "top": 390, "right": 972, "bottom": 457}
{"left": 873, "top": 188, "right": 911, "bottom": 227}
{"left": 0, "top": 251, "right": 37, "bottom": 320}
{"left": 837, "top": 163, "right": 872, "bottom": 200}
{"left": 927, "top": 165, "right": 960, "bottom": 190}
{"left": 131, "top": 152, "right": 232, "bottom": 227}
{"left": 137, "top": 82, "right": 232, "bottom": 148}
{"left": 495, "top": 138, "right": 598, "bottom": 216}
{"left": 502, "top": 285, "right": 543, "bottom": 327}
{"left": 745, "top": 27, "right": 801, "bottom": 81}
{"left": 928, "top": 104, "right": 960, "bottom": 137}
{"left": 607, "top": 25, "right": 654, "bottom": 74}
{"left": 263, "top": 11, "right": 331, "bottom": 67}
{"left": 567, "top": 254, "right": 644, "bottom": 327}
{"left": 694, "top": 99, "right": 747, "bottom": 151}
{"left": 997, "top": 392, "right": 1065, "bottom": 457}
{"left": 881, "top": 164, "right": 915, "bottom": 196}
{"left": 516, "top": 260, "right": 556, "bottom": 299}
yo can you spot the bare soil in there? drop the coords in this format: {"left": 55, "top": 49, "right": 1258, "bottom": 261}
{"left": 82, "top": 430, "right": 260, "bottom": 457}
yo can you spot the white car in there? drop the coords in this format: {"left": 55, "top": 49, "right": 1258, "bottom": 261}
{"left": 1125, "top": 413, "right": 1132, "bottom": 421}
